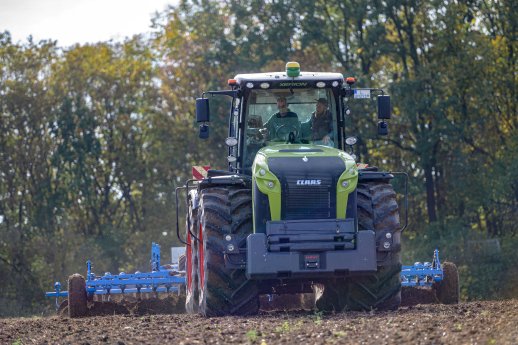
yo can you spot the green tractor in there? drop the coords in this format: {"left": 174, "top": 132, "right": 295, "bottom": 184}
{"left": 178, "top": 62, "right": 404, "bottom": 316}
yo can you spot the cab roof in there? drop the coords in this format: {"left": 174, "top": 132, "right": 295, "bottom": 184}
{"left": 233, "top": 71, "right": 344, "bottom": 84}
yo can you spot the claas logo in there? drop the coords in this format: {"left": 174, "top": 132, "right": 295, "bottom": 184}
{"left": 296, "top": 179, "right": 322, "bottom": 185}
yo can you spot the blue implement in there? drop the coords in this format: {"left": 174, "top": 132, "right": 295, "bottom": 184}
{"left": 401, "top": 249, "right": 443, "bottom": 287}
{"left": 46, "top": 243, "right": 186, "bottom": 310}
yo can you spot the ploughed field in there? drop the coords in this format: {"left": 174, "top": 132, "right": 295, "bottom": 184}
{"left": 1, "top": 298, "right": 517, "bottom": 345}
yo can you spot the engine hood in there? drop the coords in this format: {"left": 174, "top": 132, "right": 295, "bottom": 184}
{"left": 255, "top": 144, "right": 355, "bottom": 165}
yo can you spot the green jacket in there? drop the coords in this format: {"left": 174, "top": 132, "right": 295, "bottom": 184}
{"left": 264, "top": 110, "right": 299, "bottom": 140}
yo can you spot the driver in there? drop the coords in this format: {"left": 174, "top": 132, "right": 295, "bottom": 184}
{"left": 263, "top": 96, "right": 299, "bottom": 140}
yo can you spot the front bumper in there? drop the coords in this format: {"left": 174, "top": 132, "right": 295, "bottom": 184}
{"left": 246, "top": 229, "right": 377, "bottom": 279}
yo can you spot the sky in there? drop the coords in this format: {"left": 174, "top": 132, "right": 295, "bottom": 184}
{"left": 0, "top": 0, "right": 175, "bottom": 46}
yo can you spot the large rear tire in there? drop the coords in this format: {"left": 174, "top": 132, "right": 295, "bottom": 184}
{"left": 185, "top": 195, "right": 199, "bottom": 314}
{"left": 198, "top": 186, "right": 259, "bottom": 316}
{"left": 68, "top": 274, "right": 88, "bottom": 318}
{"left": 434, "top": 261, "right": 459, "bottom": 304}
{"left": 316, "top": 181, "right": 402, "bottom": 311}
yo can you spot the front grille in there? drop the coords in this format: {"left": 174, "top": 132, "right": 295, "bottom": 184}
{"left": 268, "top": 156, "right": 346, "bottom": 220}
{"left": 284, "top": 176, "right": 332, "bottom": 219}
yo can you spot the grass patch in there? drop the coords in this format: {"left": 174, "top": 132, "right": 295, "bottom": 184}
{"left": 274, "top": 321, "right": 290, "bottom": 334}
{"left": 246, "top": 329, "right": 258, "bottom": 343}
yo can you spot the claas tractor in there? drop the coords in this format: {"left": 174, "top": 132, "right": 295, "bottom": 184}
{"left": 177, "top": 62, "right": 406, "bottom": 316}
{"left": 45, "top": 63, "right": 458, "bottom": 318}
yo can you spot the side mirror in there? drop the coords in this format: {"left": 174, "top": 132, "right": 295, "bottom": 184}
{"left": 199, "top": 124, "right": 209, "bottom": 139}
{"left": 377, "top": 121, "right": 388, "bottom": 136}
{"left": 377, "top": 95, "right": 391, "bottom": 119}
{"left": 196, "top": 98, "right": 210, "bottom": 122}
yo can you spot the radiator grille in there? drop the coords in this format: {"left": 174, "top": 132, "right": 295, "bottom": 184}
{"left": 284, "top": 176, "right": 332, "bottom": 219}
{"left": 268, "top": 156, "right": 345, "bottom": 220}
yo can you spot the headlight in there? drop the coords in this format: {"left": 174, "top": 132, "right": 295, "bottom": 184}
{"left": 345, "top": 136, "right": 357, "bottom": 146}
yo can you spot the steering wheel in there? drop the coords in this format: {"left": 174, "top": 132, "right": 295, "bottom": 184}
{"left": 274, "top": 124, "right": 299, "bottom": 141}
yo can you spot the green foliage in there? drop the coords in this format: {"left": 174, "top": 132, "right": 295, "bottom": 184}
{"left": 313, "top": 310, "right": 324, "bottom": 325}
{"left": 245, "top": 329, "right": 258, "bottom": 343}
{"left": 274, "top": 321, "right": 291, "bottom": 334}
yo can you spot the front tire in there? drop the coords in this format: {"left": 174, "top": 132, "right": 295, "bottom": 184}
{"left": 346, "top": 181, "right": 402, "bottom": 310}
{"left": 316, "top": 181, "right": 402, "bottom": 311}
{"left": 198, "top": 186, "right": 259, "bottom": 316}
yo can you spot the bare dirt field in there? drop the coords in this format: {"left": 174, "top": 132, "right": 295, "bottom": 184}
{"left": 1, "top": 298, "right": 517, "bottom": 345}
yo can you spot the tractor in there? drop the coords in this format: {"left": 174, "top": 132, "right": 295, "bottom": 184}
{"left": 178, "top": 62, "right": 406, "bottom": 316}
{"left": 46, "top": 62, "right": 459, "bottom": 317}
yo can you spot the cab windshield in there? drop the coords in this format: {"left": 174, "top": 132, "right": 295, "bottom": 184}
{"left": 242, "top": 88, "right": 338, "bottom": 169}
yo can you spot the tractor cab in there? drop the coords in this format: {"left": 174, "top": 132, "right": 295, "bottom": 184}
{"left": 196, "top": 62, "right": 391, "bottom": 175}
{"left": 241, "top": 87, "right": 340, "bottom": 170}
